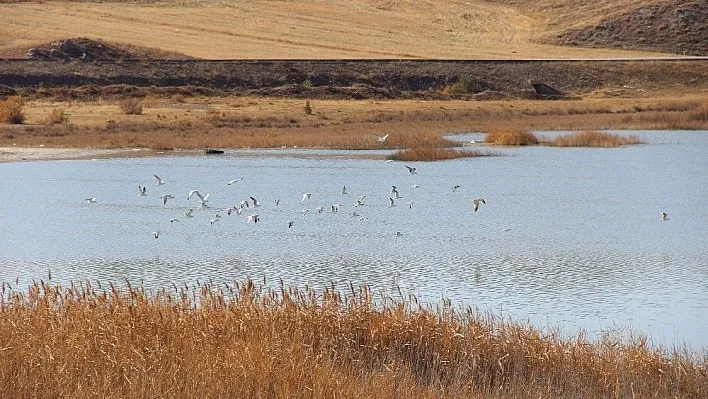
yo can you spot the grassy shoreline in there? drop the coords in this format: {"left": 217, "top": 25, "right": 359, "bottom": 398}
{"left": 1, "top": 279, "right": 706, "bottom": 398}
{"left": 1, "top": 95, "right": 706, "bottom": 155}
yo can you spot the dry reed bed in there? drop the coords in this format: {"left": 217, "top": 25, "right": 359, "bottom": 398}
{"left": 1, "top": 279, "right": 706, "bottom": 399}
{"left": 550, "top": 130, "right": 645, "bottom": 147}
{"left": 389, "top": 147, "right": 498, "bottom": 162}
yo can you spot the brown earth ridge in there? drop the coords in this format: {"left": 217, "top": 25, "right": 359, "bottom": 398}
{"left": 1, "top": 39, "right": 707, "bottom": 101}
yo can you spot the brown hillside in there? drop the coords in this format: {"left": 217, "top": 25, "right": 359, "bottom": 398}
{"left": 22, "top": 38, "right": 195, "bottom": 60}
{"left": 551, "top": 0, "right": 708, "bottom": 55}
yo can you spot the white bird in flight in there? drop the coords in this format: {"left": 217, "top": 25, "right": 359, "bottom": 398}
{"left": 188, "top": 190, "right": 209, "bottom": 206}
{"left": 302, "top": 192, "right": 312, "bottom": 202}
{"left": 341, "top": 186, "right": 347, "bottom": 195}
{"left": 154, "top": 174, "right": 165, "bottom": 186}
{"left": 356, "top": 195, "right": 367, "bottom": 207}
{"left": 152, "top": 231, "right": 160, "bottom": 239}
{"left": 404, "top": 165, "right": 417, "bottom": 175}
{"left": 660, "top": 212, "right": 669, "bottom": 221}
{"left": 388, "top": 197, "right": 396, "bottom": 208}
{"left": 250, "top": 196, "right": 261, "bottom": 208}
{"left": 85, "top": 197, "right": 97, "bottom": 203}
{"left": 159, "top": 194, "right": 175, "bottom": 206}
{"left": 139, "top": 185, "right": 147, "bottom": 196}
{"left": 472, "top": 198, "right": 486, "bottom": 212}
{"left": 228, "top": 178, "right": 244, "bottom": 185}
{"left": 377, "top": 134, "right": 389, "bottom": 143}
{"left": 248, "top": 214, "right": 260, "bottom": 223}
{"left": 183, "top": 209, "right": 194, "bottom": 218}
{"left": 452, "top": 185, "right": 461, "bottom": 192}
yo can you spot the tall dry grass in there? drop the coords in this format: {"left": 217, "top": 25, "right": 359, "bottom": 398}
{"left": 485, "top": 129, "right": 539, "bottom": 145}
{"left": 1, "top": 279, "right": 706, "bottom": 399}
{"left": 550, "top": 130, "right": 645, "bottom": 147}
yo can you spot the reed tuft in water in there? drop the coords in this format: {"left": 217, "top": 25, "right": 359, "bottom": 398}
{"left": 485, "top": 129, "right": 539, "bottom": 145}
{"left": 550, "top": 130, "right": 645, "bottom": 147}
{"left": 1, "top": 279, "right": 706, "bottom": 399}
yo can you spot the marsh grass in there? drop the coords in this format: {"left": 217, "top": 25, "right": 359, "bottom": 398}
{"left": 485, "top": 129, "right": 539, "bottom": 145}
{"left": 0, "top": 95, "right": 25, "bottom": 124}
{"left": 389, "top": 147, "right": 498, "bottom": 161}
{"left": 0, "top": 279, "right": 706, "bottom": 399}
{"left": 550, "top": 130, "right": 645, "bottom": 147}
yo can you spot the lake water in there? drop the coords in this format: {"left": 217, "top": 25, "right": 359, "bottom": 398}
{"left": 1, "top": 130, "right": 707, "bottom": 350}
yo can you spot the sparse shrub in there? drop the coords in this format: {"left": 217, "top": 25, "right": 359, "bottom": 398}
{"left": 302, "top": 78, "right": 313, "bottom": 88}
{"left": 551, "top": 130, "right": 645, "bottom": 147}
{"left": 45, "top": 108, "right": 68, "bottom": 125}
{"left": 446, "top": 75, "right": 483, "bottom": 94}
{"left": 0, "top": 96, "right": 26, "bottom": 124}
{"left": 119, "top": 98, "right": 143, "bottom": 115}
{"left": 486, "top": 129, "right": 538, "bottom": 145}
{"left": 304, "top": 100, "right": 313, "bottom": 115}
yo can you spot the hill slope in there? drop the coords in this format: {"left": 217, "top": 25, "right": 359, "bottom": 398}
{"left": 0, "top": 0, "right": 690, "bottom": 59}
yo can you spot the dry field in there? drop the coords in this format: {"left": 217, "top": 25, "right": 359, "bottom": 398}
{"left": 1, "top": 279, "right": 706, "bottom": 399}
{"left": 0, "top": 0, "right": 680, "bottom": 59}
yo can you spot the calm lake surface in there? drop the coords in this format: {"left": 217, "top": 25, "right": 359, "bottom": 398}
{"left": 1, "top": 130, "right": 707, "bottom": 350}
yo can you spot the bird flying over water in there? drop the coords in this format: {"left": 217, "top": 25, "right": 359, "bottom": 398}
{"left": 472, "top": 198, "right": 486, "bottom": 212}
{"left": 248, "top": 214, "right": 260, "bottom": 223}
{"left": 154, "top": 174, "right": 165, "bottom": 186}
{"left": 660, "top": 212, "right": 669, "bottom": 221}
{"left": 341, "top": 186, "right": 347, "bottom": 195}
{"left": 139, "top": 186, "right": 147, "bottom": 196}
{"left": 228, "top": 178, "right": 244, "bottom": 185}
{"left": 452, "top": 185, "right": 461, "bottom": 192}
{"left": 250, "top": 196, "right": 261, "bottom": 208}
{"left": 404, "top": 165, "right": 417, "bottom": 175}
{"left": 85, "top": 197, "right": 97, "bottom": 203}
{"left": 302, "top": 192, "right": 312, "bottom": 202}
{"left": 160, "top": 194, "right": 175, "bottom": 206}
{"left": 183, "top": 209, "right": 194, "bottom": 218}
{"left": 153, "top": 231, "right": 160, "bottom": 239}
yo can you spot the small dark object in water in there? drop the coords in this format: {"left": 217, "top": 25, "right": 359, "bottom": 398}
{"left": 205, "top": 149, "right": 225, "bottom": 155}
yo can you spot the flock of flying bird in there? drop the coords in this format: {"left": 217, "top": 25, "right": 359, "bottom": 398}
{"left": 83, "top": 158, "right": 670, "bottom": 239}
{"left": 83, "top": 164, "right": 490, "bottom": 239}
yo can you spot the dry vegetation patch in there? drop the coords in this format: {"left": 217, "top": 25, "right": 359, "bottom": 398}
{"left": 550, "top": 130, "right": 645, "bottom": 147}
{"left": 0, "top": 95, "right": 25, "bottom": 124}
{"left": 389, "top": 147, "right": 496, "bottom": 162}
{"left": 0, "top": 279, "right": 706, "bottom": 399}
{"left": 485, "top": 129, "right": 539, "bottom": 146}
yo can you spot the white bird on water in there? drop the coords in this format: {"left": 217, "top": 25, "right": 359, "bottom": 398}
{"left": 85, "top": 197, "right": 97, "bottom": 203}
{"left": 228, "top": 178, "right": 244, "bottom": 185}
{"left": 154, "top": 174, "right": 165, "bottom": 186}
{"left": 404, "top": 165, "right": 417, "bottom": 175}
{"left": 660, "top": 212, "right": 669, "bottom": 221}
{"left": 377, "top": 134, "right": 390, "bottom": 143}
{"left": 153, "top": 231, "right": 160, "bottom": 239}
{"left": 472, "top": 198, "right": 486, "bottom": 212}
